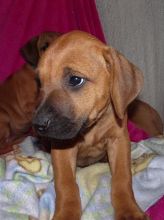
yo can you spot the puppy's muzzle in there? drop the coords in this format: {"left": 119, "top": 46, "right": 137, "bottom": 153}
{"left": 32, "top": 103, "right": 85, "bottom": 140}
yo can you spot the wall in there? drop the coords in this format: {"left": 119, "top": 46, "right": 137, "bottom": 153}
{"left": 96, "top": 0, "right": 164, "bottom": 122}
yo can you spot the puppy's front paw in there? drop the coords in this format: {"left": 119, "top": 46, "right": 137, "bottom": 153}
{"left": 116, "top": 211, "right": 150, "bottom": 220}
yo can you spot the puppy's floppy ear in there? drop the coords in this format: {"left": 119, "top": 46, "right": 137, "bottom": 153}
{"left": 37, "top": 32, "right": 61, "bottom": 56}
{"left": 20, "top": 36, "right": 39, "bottom": 68}
{"left": 103, "top": 47, "right": 143, "bottom": 120}
{"left": 20, "top": 32, "right": 62, "bottom": 68}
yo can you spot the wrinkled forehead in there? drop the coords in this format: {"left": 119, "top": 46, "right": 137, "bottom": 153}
{"left": 49, "top": 30, "right": 106, "bottom": 51}
{"left": 38, "top": 31, "right": 107, "bottom": 76}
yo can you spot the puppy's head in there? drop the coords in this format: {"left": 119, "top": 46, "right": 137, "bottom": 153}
{"left": 33, "top": 31, "right": 143, "bottom": 140}
{"left": 20, "top": 31, "right": 61, "bottom": 68}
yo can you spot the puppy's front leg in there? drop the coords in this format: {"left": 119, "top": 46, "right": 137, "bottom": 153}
{"left": 51, "top": 147, "right": 81, "bottom": 220}
{"left": 107, "top": 125, "right": 149, "bottom": 220}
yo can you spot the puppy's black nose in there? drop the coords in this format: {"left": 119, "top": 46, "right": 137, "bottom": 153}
{"left": 33, "top": 119, "right": 50, "bottom": 134}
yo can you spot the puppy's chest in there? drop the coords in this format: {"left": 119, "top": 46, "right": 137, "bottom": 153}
{"left": 77, "top": 137, "right": 107, "bottom": 167}
{"left": 76, "top": 114, "right": 114, "bottom": 167}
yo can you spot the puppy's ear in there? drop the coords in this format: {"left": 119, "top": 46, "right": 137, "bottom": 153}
{"left": 20, "top": 32, "right": 62, "bottom": 68}
{"left": 103, "top": 47, "right": 143, "bottom": 120}
{"left": 37, "top": 32, "right": 61, "bottom": 56}
{"left": 20, "top": 36, "right": 39, "bottom": 68}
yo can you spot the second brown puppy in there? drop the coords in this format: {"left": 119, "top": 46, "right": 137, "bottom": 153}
{"left": 0, "top": 64, "right": 38, "bottom": 151}
{"left": 0, "top": 31, "right": 60, "bottom": 153}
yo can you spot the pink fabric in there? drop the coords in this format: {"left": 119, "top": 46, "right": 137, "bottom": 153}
{"left": 0, "top": 0, "right": 105, "bottom": 82}
{"left": 146, "top": 196, "right": 164, "bottom": 220}
{"left": 0, "top": 0, "right": 149, "bottom": 142}
{"left": 128, "top": 121, "right": 149, "bottom": 142}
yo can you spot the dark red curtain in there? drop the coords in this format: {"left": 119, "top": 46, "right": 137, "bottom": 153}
{"left": 0, "top": 0, "right": 105, "bottom": 82}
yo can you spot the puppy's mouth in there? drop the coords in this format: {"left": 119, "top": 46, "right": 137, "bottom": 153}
{"left": 32, "top": 104, "right": 88, "bottom": 140}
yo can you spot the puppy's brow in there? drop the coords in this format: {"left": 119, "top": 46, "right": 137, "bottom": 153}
{"left": 63, "top": 67, "right": 85, "bottom": 78}
{"left": 63, "top": 67, "right": 76, "bottom": 75}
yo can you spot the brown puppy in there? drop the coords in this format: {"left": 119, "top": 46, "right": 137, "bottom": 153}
{"left": 0, "top": 31, "right": 61, "bottom": 153}
{"left": 22, "top": 31, "right": 163, "bottom": 137}
{"left": 0, "top": 64, "right": 39, "bottom": 150}
{"left": 33, "top": 31, "right": 149, "bottom": 220}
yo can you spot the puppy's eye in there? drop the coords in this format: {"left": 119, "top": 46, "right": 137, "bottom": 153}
{"left": 68, "top": 76, "right": 86, "bottom": 88}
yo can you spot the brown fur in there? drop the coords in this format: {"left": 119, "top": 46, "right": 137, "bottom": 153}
{"left": 34, "top": 31, "right": 150, "bottom": 219}
{"left": 0, "top": 31, "right": 61, "bottom": 153}
{"left": 128, "top": 99, "right": 163, "bottom": 136}
{"left": 0, "top": 64, "right": 39, "bottom": 150}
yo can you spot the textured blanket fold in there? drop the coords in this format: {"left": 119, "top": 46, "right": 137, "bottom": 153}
{"left": 0, "top": 136, "right": 164, "bottom": 220}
